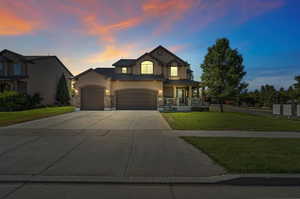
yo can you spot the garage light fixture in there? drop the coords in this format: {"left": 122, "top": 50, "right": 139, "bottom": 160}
{"left": 158, "top": 89, "right": 163, "bottom": 95}
{"left": 105, "top": 89, "right": 110, "bottom": 96}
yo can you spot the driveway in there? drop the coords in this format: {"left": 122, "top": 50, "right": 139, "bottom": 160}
{"left": 4, "top": 111, "right": 171, "bottom": 130}
{"left": 0, "top": 111, "right": 224, "bottom": 181}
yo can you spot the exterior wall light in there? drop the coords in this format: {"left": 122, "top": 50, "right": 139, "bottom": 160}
{"left": 105, "top": 89, "right": 110, "bottom": 96}
{"left": 158, "top": 89, "right": 163, "bottom": 96}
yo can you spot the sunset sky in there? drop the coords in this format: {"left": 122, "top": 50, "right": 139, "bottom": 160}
{"left": 0, "top": 0, "right": 299, "bottom": 90}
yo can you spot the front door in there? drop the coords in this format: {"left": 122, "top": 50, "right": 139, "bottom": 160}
{"left": 176, "top": 88, "right": 187, "bottom": 105}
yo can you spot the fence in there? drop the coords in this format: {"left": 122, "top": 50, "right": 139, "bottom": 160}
{"left": 273, "top": 104, "right": 300, "bottom": 117}
{"left": 209, "top": 104, "right": 272, "bottom": 116}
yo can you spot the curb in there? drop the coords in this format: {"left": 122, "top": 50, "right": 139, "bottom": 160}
{"left": 1, "top": 174, "right": 300, "bottom": 185}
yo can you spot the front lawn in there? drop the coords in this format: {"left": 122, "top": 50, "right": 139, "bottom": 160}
{"left": 0, "top": 106, "right": 75, "bottom": 127}
{"left": 182, "top": 137, "right": 300, "bottom": 173}
{"left": 162, "top": 112, "right": 300, "bottom": 131}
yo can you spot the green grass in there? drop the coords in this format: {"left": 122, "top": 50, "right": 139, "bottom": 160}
{"left": 162, "top": 112, "right": 300, "bottom": 131}
{"left": 182, "top": 137, "right": 300, "bottom": 173}
{"left": 0, "top": 106, "right": 75, "bottom": 127}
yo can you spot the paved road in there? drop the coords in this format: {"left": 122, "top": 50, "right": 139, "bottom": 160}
{"left": 4, "top": 111, "right": 171, "bottom": 130}
{"left": 1, "top": 184, "right": 300, "bottom": 199}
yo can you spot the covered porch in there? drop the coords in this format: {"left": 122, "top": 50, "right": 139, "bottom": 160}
{"left": 161, "top": 80, "right": 205, "bottom": 111}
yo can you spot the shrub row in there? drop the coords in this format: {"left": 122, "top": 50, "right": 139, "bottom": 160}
{"left": 0, "top": 91, "right": 42, "bottom": 111}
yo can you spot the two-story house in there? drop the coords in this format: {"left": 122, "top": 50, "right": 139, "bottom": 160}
{"left": 73, "top": 45, "right": 201, "bottom": 110}
{"left": 0, "top": 49, "right": 73, "bottom": 105}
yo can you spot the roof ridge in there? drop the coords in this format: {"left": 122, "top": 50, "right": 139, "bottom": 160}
{"left": 149, "top": 45, "right": 189, "bottom": 65}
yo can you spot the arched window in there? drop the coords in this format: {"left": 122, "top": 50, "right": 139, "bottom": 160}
{"left": 141, "top": 61, "right": 153, "bottom": 74}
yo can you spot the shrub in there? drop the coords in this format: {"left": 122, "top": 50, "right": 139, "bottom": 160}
{"left": 0, "top": 91, "right": 42, "bottom": 111}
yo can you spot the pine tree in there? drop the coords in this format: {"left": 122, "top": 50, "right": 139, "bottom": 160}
{"left": 56, "top": 74, "right": 70, "bottom": 105}
{"left": 201, "top": 38, "right": 247, "bottom": 112}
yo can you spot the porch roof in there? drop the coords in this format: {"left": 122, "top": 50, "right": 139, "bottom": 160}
{"left": 164, "top": 79, "right": 200, "bottom": 86}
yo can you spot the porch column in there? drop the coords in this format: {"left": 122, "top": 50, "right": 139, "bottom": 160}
{"left": 188, "top": 85, "right": 192, "bottom": 106}
{"left": 173, "top": 85, "right": 179, "bottom": 106}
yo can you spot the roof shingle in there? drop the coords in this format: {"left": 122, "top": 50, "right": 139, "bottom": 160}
{"left": 112, "top": 59, "right": 136, "bottom": 67}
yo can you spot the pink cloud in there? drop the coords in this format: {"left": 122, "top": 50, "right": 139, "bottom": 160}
{"left": 0, "top": 1, "right": 42, "bottom": 35}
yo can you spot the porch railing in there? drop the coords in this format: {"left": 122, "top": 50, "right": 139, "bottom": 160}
{"left": 163, "top": 97, "right": 205, "bottom": 106}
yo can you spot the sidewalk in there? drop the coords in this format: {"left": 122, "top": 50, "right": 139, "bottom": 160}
{"left": 174, "top": 130, "right": 300, "bottom": 138}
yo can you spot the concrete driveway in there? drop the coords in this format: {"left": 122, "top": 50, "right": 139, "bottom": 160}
{"left": 4, "top": 111, "right": 171, "bottom": 130}
{"left": 0, "top": 111, "right": 224, "bottom": 181}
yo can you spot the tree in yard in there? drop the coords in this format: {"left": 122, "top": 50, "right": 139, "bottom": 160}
{"left": 201, "top": 38, "right": 247, "bottom": 112}
{"left": 294, "top": 75, "right": 300, "bottom": 101}
{"left": 56, "top": 74, "right": 70, "bottom": 105}
{"left": 259, "top": 84, "right": 277, "bottom": 107}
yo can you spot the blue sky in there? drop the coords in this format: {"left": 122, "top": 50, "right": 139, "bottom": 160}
{"left": 0, "top": 0, "right": 299, "bottom": 90}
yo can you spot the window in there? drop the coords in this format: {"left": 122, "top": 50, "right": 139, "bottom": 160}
{"left": 0, "top": 63, "right": 4, "bottom": 75}
{"left": 13, "top": 63, "right": 22, "bottom": 76}
{"left": 141, "top": 61, "right": 153, "bottom": 74}
{"left": 170, "top": 66, "right": 178, "bottom": 77}
{"left": 121, "top": 67, "right": 127, "bottom": 74}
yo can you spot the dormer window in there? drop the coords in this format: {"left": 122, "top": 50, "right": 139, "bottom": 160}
{"left": 141, "top": 61, "right": 153, "bottom": 74}
{"left": 121, "top": 67, "right": 127, "bottom": 74}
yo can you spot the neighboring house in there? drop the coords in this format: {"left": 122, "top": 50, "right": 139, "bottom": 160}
{"left": 73, "top": 45, "right": 201, "bottom": 110}
{"left": 0, "top": 49, "right": 73, "bottom": 105}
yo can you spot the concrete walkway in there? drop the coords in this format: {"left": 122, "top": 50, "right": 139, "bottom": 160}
{"left": 175, "top": 130, "right": 300, "bottom": 138}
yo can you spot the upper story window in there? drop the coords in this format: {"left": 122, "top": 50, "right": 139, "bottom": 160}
{"left": 0, "top": 63, "right": 4, "bottom": 75}
{"left": 13, "top": 63, "right": 22, "bottom": 76}
{"left": 170, "top": 66, "right": 178, "bottom": 77}
{"left": 141, "top": 61, "right": 153, "bottom": 74}
{"left": 121, "top": 67, "right": 127, "bottom": 74}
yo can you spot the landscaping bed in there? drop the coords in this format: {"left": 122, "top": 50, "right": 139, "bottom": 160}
{"left": 182, "top": 137, "right": 300, "bottom": 173}
{"left": 162, "top": 112, "right": 300, "bottom": 131}
{"left": 0, "top": 106, "right": 75, "bottom": 127}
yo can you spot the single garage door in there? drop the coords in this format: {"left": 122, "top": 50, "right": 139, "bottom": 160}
{"left": 81, "top": 86, "right": 104, "bottom": 110}
{"left": 116, "top": 89, "right": 157, "bottom": 110}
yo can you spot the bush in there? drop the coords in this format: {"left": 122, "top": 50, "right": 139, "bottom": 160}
{"left": 0, "top": 91, "right": 42, "bottom": 111}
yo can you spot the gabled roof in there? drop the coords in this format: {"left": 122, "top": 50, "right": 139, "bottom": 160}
{"left": 0, "top": 49, "right": 32, "bottom": 63}
{"left": 0, "top": 49, "right": 73, "bottom": 77}
{"left": 25, "top": 55, "right": 73, "bottom": 77}
{"left": 112, "top": 59, "right": 136, "bottom": 67}
{"left": 135, "top": 53, "right": 164, "bottom": 65}
{"left": 149, "top": 45, "right": 189, "bottom": 66}
{"left": 74, "top": 67, "right": 164, "bottom": 81}
{"left": 73, "top": 67, "right": 114, "bottom": 79}
{"left": 94, "top": 68, "right": 115, "bottom": 76}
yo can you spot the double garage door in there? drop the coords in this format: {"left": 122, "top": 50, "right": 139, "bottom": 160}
{"left": 81, "top": 86, "right": 157, "bottom": 110}
{"left": 116, "top": 89, "right": 157, "bottom": 110}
